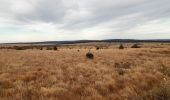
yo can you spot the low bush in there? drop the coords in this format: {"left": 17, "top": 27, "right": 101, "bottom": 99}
{"left": 86, "top": 52, "right": 94, "bottom": 59}
{"left": 15, "top": 46, "right": 25, "bottom": 50}
{"left": 119, "top": 44, "right": 124, "bottom": 49}
{"left": 53, "top": 46, "right": 58, "bottom": 51}
{"left": 96, "top": 47, "right": 100, "bottom": 50}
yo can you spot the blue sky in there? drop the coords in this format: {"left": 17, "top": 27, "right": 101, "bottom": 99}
{"left": 0, "top": 0, "right": 170, "bottom": 43}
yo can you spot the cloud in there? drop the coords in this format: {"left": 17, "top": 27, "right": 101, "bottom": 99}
{"left": 0, "top": 0, "right": 170, "bottom": 42}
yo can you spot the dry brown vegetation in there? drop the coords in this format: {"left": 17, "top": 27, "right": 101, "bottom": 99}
{"left": 0, "top": 43, "right": 170, "bottom": 100}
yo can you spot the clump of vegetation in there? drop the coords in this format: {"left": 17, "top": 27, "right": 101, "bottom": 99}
{"left": 152, "top": 83, "right": 170, "bottom": 100}
{"left": 15, "top": 46, "right": 25, "bottom": 50}
{"left": 96, "top": 47, "right": 100, "bottom": 50}
{"left": 53, "top": 46, "right": 58, "bottom": 51}
{"left": 86, "top": 52, "right": 94, "bottom": 59}
{"left": 131, "top": 44, "right": 141, "bottom": 48}
{"left": 119, "top": 44, "right": 124, "bottom": 49}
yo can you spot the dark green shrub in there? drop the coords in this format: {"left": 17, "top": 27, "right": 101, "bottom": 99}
{"left": 86, "top": 52, "right": 94, "bottom": 59}
{"left": 53, "top": 46, "right": 58, "bottom": 51}
{"left": 15, "top": 46, "right": 25, "bottom": 50}
{"left": 96, "top": 47, "right": 100, "bottom": 50}
{"left": 119, "top": 44, "right": 124, "bottom": 49}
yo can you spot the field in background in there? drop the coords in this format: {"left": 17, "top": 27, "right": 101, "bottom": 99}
{"left": 0, "top": 43, "right": 170, "bottom": 100}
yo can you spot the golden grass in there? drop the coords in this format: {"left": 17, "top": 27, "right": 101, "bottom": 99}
{"left": 0, "top": 43, "right": 170, "bottom": 100}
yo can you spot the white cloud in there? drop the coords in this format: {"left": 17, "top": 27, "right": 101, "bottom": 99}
{"left": 0, "top": 0, "right": 170, "bottom": 42}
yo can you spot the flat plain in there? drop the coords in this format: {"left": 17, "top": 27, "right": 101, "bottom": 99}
{"left": 0, "top": 43, "right": 170, "bottom": 100}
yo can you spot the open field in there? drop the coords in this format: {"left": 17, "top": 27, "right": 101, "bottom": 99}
{"left": 0, "top": 43, "right": 170, "bottom": 100}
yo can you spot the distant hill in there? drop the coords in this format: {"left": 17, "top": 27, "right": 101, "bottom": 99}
{"left": 2, "top": 39, "right": 170, "bottom": 45}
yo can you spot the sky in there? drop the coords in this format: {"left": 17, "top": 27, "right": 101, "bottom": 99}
{"left": 0, "top": 0, "right": 170, "bottom": 43}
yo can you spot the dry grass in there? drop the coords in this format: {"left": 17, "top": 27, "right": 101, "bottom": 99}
{"left": 0, "top": 43, "right": 170, "bottom": 100}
